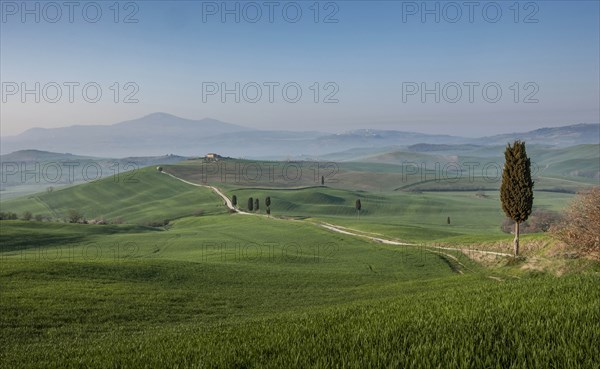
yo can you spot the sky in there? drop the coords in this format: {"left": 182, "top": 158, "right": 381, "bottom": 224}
{"left": 1, "top": 0, "right": 599, "bottom": 137}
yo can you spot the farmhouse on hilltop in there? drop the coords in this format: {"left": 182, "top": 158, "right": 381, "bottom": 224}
{"left": 205, "top": 153, "right": 221, "bottom": 161}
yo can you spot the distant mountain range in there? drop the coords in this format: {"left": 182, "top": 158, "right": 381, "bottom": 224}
{"left": 1, "top": 112, "right": 598, "bottom": 158}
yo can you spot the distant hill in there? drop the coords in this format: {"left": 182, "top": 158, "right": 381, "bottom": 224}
{"left": 1, "top": 113, "right": 597, "bottom": 158}
{"left": 407, "top": 143, "right": 483, "bottom": 152}
{"left": 0, "top": 149, "right": 96, "bottom": 162}
{"left": 0, "top": 149, "right": 187, "bottom": 165}
{"left": 343, "top": 143, "right": 599, "bottom": 183}
{"left": 1, "top": 113, "right": 254, "bottom": 157}
{"left": 481, "top": 124, "right": 600, "bottom": 147}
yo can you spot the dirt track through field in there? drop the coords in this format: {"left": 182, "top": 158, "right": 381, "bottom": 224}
{"left": 162, "top": 171, "right": 512, "bottom": 259}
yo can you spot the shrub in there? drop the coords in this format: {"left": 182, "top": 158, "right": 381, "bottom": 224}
{"left": 146, "top": 219, "right": 169, "bottom": 227}
{"left": 528, "top": 210, "right": 561, "bottom": 232}
{"left": 21, "top": 211, "right": 33, "bottom": 221}
{"left": 1, "top": 212, "right": 19, "bottom": 220}
{"left": 501, "top": 210, "right": 561, "bottom": 234}
{"left": 66, "top": 209, "right": 84, "bottom": 224}
{"left": 552, "top": 187, "right": 600, "bottom": 253}
{"left": 34, "top": 214, "right": 44, "bottom": 222}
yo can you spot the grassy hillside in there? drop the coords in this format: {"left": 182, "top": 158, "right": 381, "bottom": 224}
{"left": 0, "top": 150, "right": 188, "bottom": 199}
{"left": 2, "top": 216, "right": 599, "bottom": 368}
{"left": 222, "top": 187, "right": 573, "bottom": 243}
{"left": 164, "top": 147, "right": 597, "bottom": 196}
{"left": 1, "top": 167, "right": 225, "bottom": 224}
{"left": 1, "top": 254, "right": 598, "bottom": 368}
{"left": 2, "top": 160, "right": 579, "bottom": 244}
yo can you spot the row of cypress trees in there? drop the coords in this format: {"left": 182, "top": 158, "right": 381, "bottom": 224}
{"left": 231, "top": 195, "right": 271, "bottom": 215}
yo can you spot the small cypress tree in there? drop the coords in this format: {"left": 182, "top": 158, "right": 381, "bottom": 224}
{"left": 265, "top": 196, "right": 271, "bottom": 208}
{"left": 254, "top": 198, "right": 260, "bottom": 212}
{"left": 500, "top": 140, "right": 534, "bottom": 256}
{"left": 232, "top": 195, "right": 237, "bottom": 208}
{"left": 248, "top": 197, "right": 254, "bottom": 211}
{"left": 355, "top": 199, "right": 362, "bottom": 219}
{"left": 321, "top": 176, "right": 325, "bottom": 186}
{"left": 447, "top": 216, "right": 451, "bottom": 225}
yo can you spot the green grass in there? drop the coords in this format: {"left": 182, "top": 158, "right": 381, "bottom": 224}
{"left": 0, "top": 215, "right": 468, "bottom": 368}
{"left": 5, "top": 165, "right": 574, "bottom": 243}
{"left": 1, "top": 158, "right": 598, "bottom": 368}
{"left": 0, "top": 220, "right": 158, "bottom": 253}
{"left": 1, "top": 254, "right": 598, "bottom": 368}
{"left": 1, "top": 167, "right": 225, "bottom": 224}
{"left": 223, "top": 187, "right": 574, "bottom": 243}
{"left": 156, "top": 158, "right": 590, "bottom": 243}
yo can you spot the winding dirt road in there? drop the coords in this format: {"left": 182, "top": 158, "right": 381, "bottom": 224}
{"left": 162, "top": 171, "right": 249, "bottom": 214}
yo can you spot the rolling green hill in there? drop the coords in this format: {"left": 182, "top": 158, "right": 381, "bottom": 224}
{"left": 225, "top": 186, "right": 574, "bottom": 242}
{"left": 0, "top": 150, "right": 188, "bottom": 200}
{"left": 1, "top": 167, "right": 225, "bottom": 224}
{"left": 3, "top": 156, "right": 585, "bottom": 244}
{"left": 162, "top": 144, "right": 597, "bottom": 194}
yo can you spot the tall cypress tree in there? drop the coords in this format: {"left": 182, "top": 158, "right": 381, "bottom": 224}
{"left": 248, "top": 197, "right": 254, "bottom": 211}
{"left": 500, "top": 140, "right": 534, "bottom": 256}
{"left": 232, "top": 195, "right": 237, "bottom": 208}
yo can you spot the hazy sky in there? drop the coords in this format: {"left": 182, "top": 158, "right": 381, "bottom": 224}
{"left": 1, "top": 0, "right": 599, "bottom": 137}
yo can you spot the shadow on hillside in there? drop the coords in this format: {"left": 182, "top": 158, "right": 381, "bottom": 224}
{"left": 1, "top": 232, "right": 89, "bottom": 254}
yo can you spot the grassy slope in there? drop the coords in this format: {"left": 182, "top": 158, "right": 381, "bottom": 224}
{"left": 156, "top": 158, "right": 584, "bottom": 244}
{"left": 1, "top": 256, "right": 598, "bottom": 368}
{"left": 3, "top": 157, "right": 576, "bottom": 244}
{"left": 1, "top": 168, "right": 225, "bottom": 224}
{"left": 1, "top": 218, "right": 599, "bottom": 368}
{"left": 163, "top": 151, "right": 597, "bottom": 195}
{"left": 1, "top": 214, "right": 472, "bottom": 368}
{"left": 223, "top": 186, "right": 574, "bottom": 242}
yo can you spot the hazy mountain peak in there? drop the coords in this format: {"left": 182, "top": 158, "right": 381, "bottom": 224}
{"left": 1, "top": 115, "right": 598, "bottom": 157}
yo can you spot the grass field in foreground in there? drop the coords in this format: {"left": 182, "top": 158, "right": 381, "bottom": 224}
{"left": 1, "top": 253, "right": 598, "bottom": 368}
